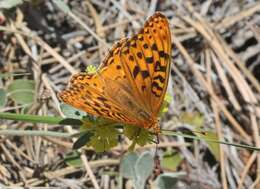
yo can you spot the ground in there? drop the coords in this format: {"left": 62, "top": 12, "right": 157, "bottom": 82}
{"left": 0, "top": 0, "right": 259, "bottom": 189}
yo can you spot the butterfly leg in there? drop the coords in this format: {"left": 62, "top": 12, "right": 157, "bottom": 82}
{"left": 154, "top": 144, "right": 163, "bottom": 176}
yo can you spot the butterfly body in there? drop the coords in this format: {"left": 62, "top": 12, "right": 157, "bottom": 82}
{"left": 59, "top": 12, "right": 171, "bottom": 134}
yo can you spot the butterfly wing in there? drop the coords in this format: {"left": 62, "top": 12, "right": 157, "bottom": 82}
{"left": 59, "top": 39, "right": 146, "bottom": 126}
{"left": 120, "top": 12, "right": 171, "bottom": 116}
{"left": 59, "top": 12, "right": 171, "bottom": 133}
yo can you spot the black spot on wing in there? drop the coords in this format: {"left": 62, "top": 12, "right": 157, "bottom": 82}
{"left": 138, "top": 35, "right": 144, "bottom": 41}
{"left": 122, "top": 48, "right": 130, "bottom": 55}
{"left": 145, "top": 57, "right": 154, "bottom": 64}
{"left": 143, "top": 44, "right": 148, "bottom": 49}
{"left": 103, "top": 103, "right": 111, "bottom": 109}
{"left": 100, "top": 108, "right": 109, "bottom": 115}
{"left": 159, "top": 51, "right": 165, "bottom": 58}
{"left": 84, "top": 101, "right": 91, "bottom": 106}
{"left": 153, "top": 75, "right": 165, "bottom": 83}
{"left": 155, "top": 61, "right": 166, "bottom": 72}
{"left": 159, "top": 51, "right": 169, "bottom": 58}
{"left": 93, "top": 107, "right": 102, "bottom": 115}
{"left": 137, "top": 52, "right": 143, "bottom": 59}
{"left": 141, "top": 70, "right": 150, "bottom": 79}
{"left": 94, "top": 101, "right": 101, "bottom": 107}
{"left": 133, "top": 65, "right": 140, "bottom": 78}
{"left": 129, "top": 55, "right": 134, "bottom": 61}
{"left": 151, "top": 43, "right": 158, "bottom": 51}
{"left": 131, "top": 41, "right": 137, "bottom": 48}
{"left": 97, "top": 96, "right": 107, "bottom": 102}
{"left": 151, "top": 82, "right": 163, "bottom": 97}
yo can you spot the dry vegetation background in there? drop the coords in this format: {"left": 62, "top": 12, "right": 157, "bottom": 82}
{"left": 0, "top": 0, "right": 259, "bottom": 188}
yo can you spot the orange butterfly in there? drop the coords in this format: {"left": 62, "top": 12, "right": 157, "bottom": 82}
{"left": 59, "top": 12, "right": 171, "bottom": 134}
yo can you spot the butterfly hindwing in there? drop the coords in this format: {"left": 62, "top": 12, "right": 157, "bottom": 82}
{"left": 59, "top": 38, "right": 145, "bottom": 126}
{"left": 59, "top": 83, "right": 138, "bottom": 125}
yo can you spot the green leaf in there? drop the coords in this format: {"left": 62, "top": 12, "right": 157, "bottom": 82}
{"left": 159, "top": 93, "right": 172, "bottom": 115}
{"left": 180, "top": 112, "right": 205, "bottom": 128}
{"left": 73, "top": 131, "right": 94, "bottom": 149}
{"left": 161, "top": 151, "right": 183, "bottom": 171}
{"left": 120, "top": 152, "right": 138, "bottom": 179}
{"left": 198, "top": 131, "right": 220, "bottom": 161}
{"left": 136, "top": 129, "right": 153, "bottom": 146}
{"left": 88, "top": 138, "right": 106, "bottom": 152}
{"left": 7, "top": 79, "right": 35, "bottom": 105}
{"left": 124, "top": 125, "right": 138, "bottom": 140}
{"left": 64, "top": 151, "right": 82, "bottom": 167}
{"left": 179, "top": 112, "right": 220, "bottom": 160}
{"left": 0, "top": 112, "right": 81, "bottom": 126}
{"left": 87, "top": 125, "right": 119, "bottom": 152}
{"left": 155, "top": 172, "right": 186, "bottom": 189}
{"left": 60, "top": 103, "right": 87, "bottom": 119}
{"left": 0, "top": 89, "right": 7, "bottom": 107}
{"left": 86, "top": 65, "right": 97, "bottom": 74}
{"left": 120, "top": 152, "right": 154, "bottom": 189}
{"left": 135, "top": 152, "right": 154, "bottom": 181}
{"left": 134, "top": 152, "right": 154, "bottom": 189}
{"left": 52, "top": 0, "right": 70, "bottom": 13}
{"left": 0, "top": 0, "right": 23, "bottom": 9}
{"left": 124, "top": 125, "right": 153, "bottom": 148}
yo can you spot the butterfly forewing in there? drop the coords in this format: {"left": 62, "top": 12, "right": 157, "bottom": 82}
{"left": 120, "top": 12, "right": 171, "bottom": 116}
{"left": 148, "top": 13, "right": 171, "bottom": 114}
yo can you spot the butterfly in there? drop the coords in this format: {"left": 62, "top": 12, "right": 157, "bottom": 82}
{"left": 59, "top": 12, "right": 171, "bottom": 134}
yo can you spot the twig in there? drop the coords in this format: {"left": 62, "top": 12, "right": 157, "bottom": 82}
{"left": 109, "top": 0, "right": 140, "bottom": 28}
{"left": 211, "top": 101, "right": 228, "bottom": 189}
{"left": 81, "top": 153, "right": 100, "bottom": 189}
{"left": 206, "top": 49, "right": 228, "bottom": 189}
{"left": 210, "top": 51, "right": 241, "bottom": 111}
{"left": 68, "top": 10, "right": 109, "bottom": 48}
{"left": 237, "top": 152, "right": 257, "bottom": 189}
{"left": 215, "top": 2, "right": 260, "bottom": 30}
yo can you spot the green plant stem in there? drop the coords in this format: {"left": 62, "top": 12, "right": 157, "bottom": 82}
{"left": 0, "top": 112, "right": 259, "bottom": 151}
{"left": 162, "top": 130, "right": 260, "bottom": 151}
{"left": 0, "top": 112, "right": 82, "bottom": 126}
{"left": 0, "top": 130, "right": 71, "bottom": 138}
